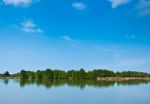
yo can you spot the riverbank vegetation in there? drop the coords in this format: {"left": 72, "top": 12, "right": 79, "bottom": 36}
{"left": 0, "top": 68, "right": 150, "bottom": 80}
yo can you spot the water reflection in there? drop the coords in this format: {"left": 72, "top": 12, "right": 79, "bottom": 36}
{"left": 14, "top": 79, "right": 150, "bottom": 89}
{"left": 3, "top": 79, "right": 9, "bottom": 85}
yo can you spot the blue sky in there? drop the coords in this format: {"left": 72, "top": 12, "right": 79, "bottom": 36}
{"left": 0, "top": 0, "right": 150, "bottom": 73}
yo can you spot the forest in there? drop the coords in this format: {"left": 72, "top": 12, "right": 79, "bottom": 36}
{"left": 0, "top": 68, "right": 150, "bottom": 79}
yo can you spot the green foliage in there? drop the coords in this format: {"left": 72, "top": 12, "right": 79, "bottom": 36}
{"left": 115, "top": 71, "right": 150, "bottom": 77}
{"left": 0, "top": 68, "right": 150, "bottom": 79}
{"left": 20, "top": 70, "right": 28, "bottom": 79}
{"left": 4, "top": 71, "right": 10, "bottom": 77}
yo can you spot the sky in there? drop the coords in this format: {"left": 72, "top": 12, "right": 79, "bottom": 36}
{"left": 0, "top": 0, "right": 150, "bottom": 73}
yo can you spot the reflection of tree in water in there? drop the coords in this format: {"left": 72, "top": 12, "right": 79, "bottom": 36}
{"left": 19, "top": 79, "right": 35, "bottom": 88}
{"left": 17, "top": 79, "right": 150, "bottom": 89}
{"left": 117, "top": 80, "right": 150, "bottom": 86}
{"left": 67, "top": 80, "right": 116, "bottom": 89}
{"left": 3, "top": 79, "right": 9, "bottom": 85}
{"left": 19, "top": 79, "right": 66, "bottom": 88}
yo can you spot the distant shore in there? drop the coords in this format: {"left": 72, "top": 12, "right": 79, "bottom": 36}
{"left": 1, "top": 77, "right": 150, "bottom": 81}
{"left": 1, "top": 69, "right": 150, "bottom": 81}
{"left": 96, "top": 77, "right": 150, "bottom": 81}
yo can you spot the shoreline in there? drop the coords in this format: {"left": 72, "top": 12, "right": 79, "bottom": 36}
{"left": 0, "top": 77, "right": 150, "bottom": 81}
{"left": 96, "top": 77, "right": 150, "bottom": 81}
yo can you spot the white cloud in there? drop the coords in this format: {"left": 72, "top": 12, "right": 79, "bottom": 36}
{"left": 125, "top": 35, "right": 137, "bottom": 39}
{"left": 2, "top": 0, "right": 33, "bottom": 7}
{"left": 21, "top": 20, "right": 44, "bottom": 33}
{"left": 93, "top": 58, "right": 148, "bottom": 71}
{"left": 109, "top": 0, "right": 130, "bottom": 8}
{"left": 126, "top": 35, "right": 136, "bottom": 39}
{"left": 125, "top": 34, "right": 142, "bottom": 39}
{"left": 62, "top": 35, "right": 73, "bottom": 41}
{"left": 119, "top": 58, "right": 146, "bottom": 66}
{"left": 62, "top": 35, "right": 80, "bottom": 47}
{"left": 94, "top": 46, "right": 112, "bottom": 52}
{"left": 72, "top": 2, "right": 86, "bottom": 10}
{"left": 107, "top": 58, "right": 147, "bottom": 71}
{"left": 137, "top": 0, "right": 150, "bottom": 16}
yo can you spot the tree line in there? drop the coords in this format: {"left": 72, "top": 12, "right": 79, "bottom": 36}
{"left": 0, "top": 68, "right": 150, "bottom": 79}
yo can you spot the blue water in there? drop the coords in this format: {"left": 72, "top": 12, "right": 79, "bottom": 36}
{"left": 0, "top": 79, "right": 150, "bottom": 104}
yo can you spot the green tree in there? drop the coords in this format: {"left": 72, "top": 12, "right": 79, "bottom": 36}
{"left": 20, "top": 70, "right": 28, "bottom": 79}
{"left": 79, "top": 68, "right": 86, "bottom": 79}
{"left": 4, "top": 71, "right": 10, "bottom": 77}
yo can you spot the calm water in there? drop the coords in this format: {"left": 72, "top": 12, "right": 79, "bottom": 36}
{"left": 0, "top": 79, "right": 150, "bottom": 104}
